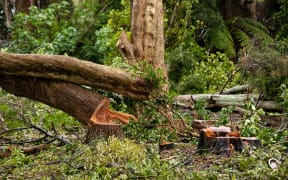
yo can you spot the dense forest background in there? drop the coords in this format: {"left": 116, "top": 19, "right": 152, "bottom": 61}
{"left": 0, "top": 0, "right": 287, "bottom": 179}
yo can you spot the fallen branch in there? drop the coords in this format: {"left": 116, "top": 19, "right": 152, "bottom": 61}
{"left": 220, "top": 84, "right": 250, "bottom": 94}
{"left": 30, "top": 124, "right": 72, "bottom": 145}
{"left": 0, "top": 124, "right": 71, "bottom": 145}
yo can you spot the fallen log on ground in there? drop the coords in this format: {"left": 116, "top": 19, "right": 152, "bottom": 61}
{"left": 174, "top": 94, "right": 283, "bottom": 111}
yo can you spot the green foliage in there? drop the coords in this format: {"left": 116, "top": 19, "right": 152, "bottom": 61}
{"left": 217, "top": 106, "right": 234, "bottom": 126}
{"left": 173, "top": 52, "right": 240, "bottom": 94}
{"left": 191, "top": 2, "right": 273, "bottom": 59}
{"left": 76, "top": 137, "right": 167, "bottom": 178}
{"left": 6, "top": 1, "right": 73, "bottom": 54}
{"left": 273, "top": 0, "right": 288, "bottom": 39}
{"left": 240, "top": 99, "right": 288, "bottom": 146}
{"left": 194, "top": 100, "right": 211, "bottom": 120}
{"left": 240, "top": 99, "right": 265, "bottom": 137}
{"left": 192, "top": 2, "right": 236, "bottom": 58}
{"left": 241, "top": 48, "right": 288, "bottom": 100}
{"left": 71, "top": 0, "right": 123, "bottom": 63}
{"left": 229, "top": 17, "right": 273, "bottom": 48}
{"left": 4, "top": 0, "right": 124, "bottom": 63}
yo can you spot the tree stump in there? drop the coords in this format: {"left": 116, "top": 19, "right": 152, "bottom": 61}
{"left": 197, "top": 126, "right": 262, "bottom": 156}
{"left": 84, "top": 98, "right": 137, "bottom": 143}
{"left": 192, "top": 120, "right": 217, "bottom": 130}
{"left": 85, "top": 124, "right": 125, "bottom": 143}
{"left": 197, "top": 126, "right": 231, "bottom": 153}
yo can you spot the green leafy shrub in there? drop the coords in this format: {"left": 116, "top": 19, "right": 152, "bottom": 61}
{"left": 273, "top": 0, "right": 288, "bottom": 40}
{"left": 6, "top": 1, "right": 73, "bottom": 54}
{"left": 174, "top": 52, "right": 240, "bottom": 94}
{"left": 241, "top": 48, "right": 288, "bottom": 100}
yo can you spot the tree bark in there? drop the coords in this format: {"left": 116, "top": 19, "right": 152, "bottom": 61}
{"left": 0, "top": 52, "right": 152, "bottom": 100}
{"left": 3, "top": 0, "right": 13, "bottom": 28}
{"left": 116, "top": 0, "right": 168, "bottom": 92}
{"left": 174, "top": 93, "right": 282, "bottom": 111}
{"left": 0, "top": 74, "right": 137, "bottom": 126}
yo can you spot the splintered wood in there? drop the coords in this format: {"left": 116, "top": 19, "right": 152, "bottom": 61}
{"left": 85, "top": 98, "right": 138, "bottom": 143}
{"left": 197, "top": 126, "right": 261, "bottom": 156}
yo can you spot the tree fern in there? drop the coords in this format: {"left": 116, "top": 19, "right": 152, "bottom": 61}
{"left": 231, "top": 27, "right": 251, "bottom": 48}
{"left": 192, "top": 2, "right": 273, "bottom": 59}
{"left": 192, "top": 3, "right": 236, "bottom": 58}
{"left": 209, "top": 27, "right": 236, "bottom": 58}
{"left": 229, "top": 17, "right": 273, "bottom": 45}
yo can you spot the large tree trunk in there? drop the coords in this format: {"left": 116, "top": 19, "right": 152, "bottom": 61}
{"left": 0, "top": 74, "right": 136, "bottom": 125}
{"left": 0, "top": 52, "right": 152, "bottom": 100}
{"left": 0, "top": 74, "right": 137, "bottom": 140}
{"left": 117, "top": 0, "right": 168, "bottom": 92}
{"left": 3, "top": 0, "right": 13, "bottom": 28}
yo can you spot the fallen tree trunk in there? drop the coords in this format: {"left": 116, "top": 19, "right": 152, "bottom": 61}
{"left": 174, "top": 94, "right": 283, "bottom": 111}
{"left": 0, "top": 74, "right": 137, "bottom": 127}
{"left": 0, "top": 52, "right": 152, "bottom": 100}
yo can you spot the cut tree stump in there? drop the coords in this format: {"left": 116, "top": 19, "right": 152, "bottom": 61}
{"left": 85, "top": 124, "right": 125, "bottom": 143}
{"left": 192, "top": 120, "right": 217, "bottom": 130}
{"left": 84, "top": 98, "right": 137, "bottom": 143}
{"left": 197, "top": 126, "right": 261, "bottom": 156}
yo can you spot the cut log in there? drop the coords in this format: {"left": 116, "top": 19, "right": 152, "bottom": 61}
{"left": 0, "top": 75, "right": 104, "bottom": 125}
{"left": 21, "top": 144, "right": 49, "bottom": 155}
{"left": 159, "top": 141, "right": 174, "bottom": 151}
{"left": 174, "top": 94, "right": 283, "bottom": 111}
{"left": 0, "top": 52, "right": 152, "bottom": 100}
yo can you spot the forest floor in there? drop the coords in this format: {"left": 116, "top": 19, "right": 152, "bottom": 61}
{"left": 0, "top": 92, "right": 287, "bottom": 179}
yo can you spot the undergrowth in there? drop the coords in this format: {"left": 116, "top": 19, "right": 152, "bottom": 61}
{"left": 0, "top": 89, "right": 288, "bottom": 179}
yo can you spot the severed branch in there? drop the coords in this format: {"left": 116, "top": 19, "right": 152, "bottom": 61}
{"left": 30, "top": 124, "right": 71, "bottom": 145}
{"left": 0, "top": 124, "right": 71, "bottom": 145}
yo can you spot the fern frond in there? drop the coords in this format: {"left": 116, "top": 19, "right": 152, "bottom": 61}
{"left": 231, "top": 17, "right": 273, "bottom": 44}
{"left": 209, "top": 28, "right": 236, "bottom": 58}
{"left": 231, "top": 27, "right": 251, "bottom": 47}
